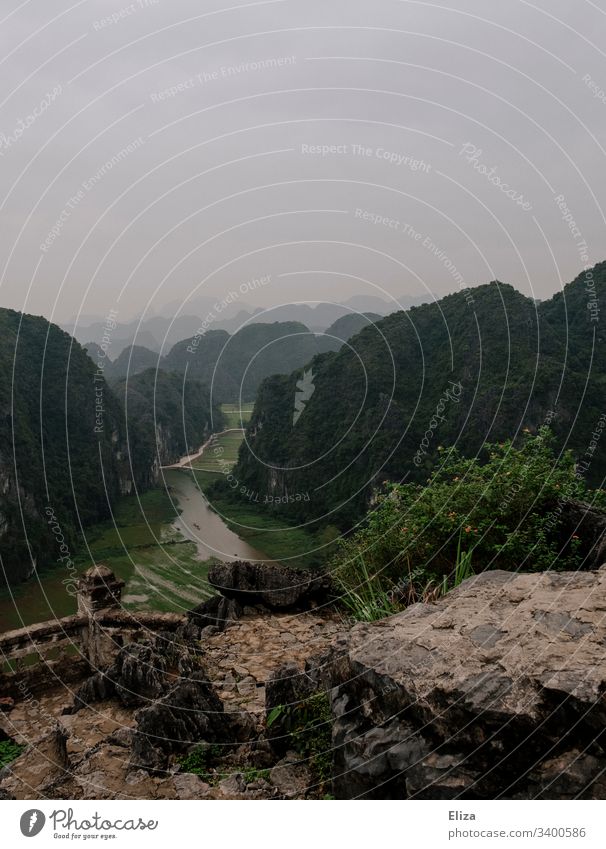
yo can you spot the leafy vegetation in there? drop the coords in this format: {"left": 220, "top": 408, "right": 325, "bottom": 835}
{"left": 0, "top": 309, "right": 224, "bottom": 589}
{"left": 191, "top": 431, "right": 245, "bottom": 475}
{"left": 0, "top": 308, "right": 146, "bottom": 586}
{"left": 0, "top": 484, "right": 213, "bottom": 629}
{"left": 220, "top": 403, "right": 254, "bottom": 430}
{"left": 178, "top": 744, "right": 271, "bottom": 787}
{"left": 334, "top": 553, "right": 400, "bottom": 622}
{"left": 332, "top": 429, "right": 606, "bottom": 620}
{"left": 242, "top": 767, "right": 271, "bottom": 784}
{"left": 194, "top": 474, "right": 339, "bottom": 569}
{"left": 178, "top": 743, "right": 224, "bottom": 776}
{"left": 0, "top": 739, "right": 24, "bottom": 768}
{"left": 322, "top": 311, "right": 382, "bottom": 344}
{"left": 267, "top": 693, "right": 333, "bottom": 790}
{"left": 104, "top": 344, "right": 159, "bottom": 381}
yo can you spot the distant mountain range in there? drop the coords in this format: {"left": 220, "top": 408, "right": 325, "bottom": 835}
{"left": 0, "top": 302, "right": 391, "bottom": 586}
{"left": 84, "top": 312, "right": 388, "bottom": 402}
{"left": 67, "top": 294, "right": 426, "bottom": 357}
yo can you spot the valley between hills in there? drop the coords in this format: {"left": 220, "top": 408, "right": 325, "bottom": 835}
{"left": 3, "top": 266, "right": 606, "bottom": 801}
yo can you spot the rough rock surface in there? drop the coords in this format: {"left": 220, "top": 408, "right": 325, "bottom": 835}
{"left": 330, "top": 567, "right": 606, "bottom": 799}
{"left": 0, "top": 725, "right": 68, "bottom": 797}
{"left": 7, "top": 560, "right": 606, "bottom": 800}
{"left": 265, "top": 656, "right": 332, "bottom": 753}
{"left": 131, "top": 670, "right": 241, "bottom": 773}
{"left": 269, "top": 751, "right": 314, "bottom": 798}
{"left": 72, "top": 635, "right": 197, "bottom": 709}
{"left": 0, "top": 607, "right": 345, "bottom": 799}
{"left": 202, "top": 611, "right": 343, "bottom": 719}
{"left": 188, "top": 595, "right": 243, "bottom": 632}
{"left": 208, "top": 561, "right": 331, "bottom": 610}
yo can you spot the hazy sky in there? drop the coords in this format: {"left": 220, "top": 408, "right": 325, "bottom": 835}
{"left": 1, "top": 0, "right": 605, "bottom": 326}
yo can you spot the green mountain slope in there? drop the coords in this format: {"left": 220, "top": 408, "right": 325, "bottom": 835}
{"left": 0, "top": 309, "right": 150, "bottom": 586}
{"left": 104, "top": 344, "right": 160, "bottom": 381}
{"left": 164, "top": 321, "right": 331, "bottom": 403}
{"left": 114, "top": 368, "right": 223, "bottom": 468}
{"left": 232, "top": 263, "right": 606, "bottom": 528}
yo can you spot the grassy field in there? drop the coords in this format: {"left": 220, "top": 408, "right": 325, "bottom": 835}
{"left": 0, "top": 401, "right": 330, "bottom": 631}
{"left": 191, "top": 430, "right": 244, "bottom": 474}
{"left": 190, "top": 405, "right": 338, "bottom": 570}
{"left": 187, "top": 403, "right": 253, "bottom": 475}
{"left": 79, "top": 488, "right": 216, "bottom": 613}
{"left": 0, "top": 488, "right": 215, "bottom": 630}
{"left": 220, "top": 403, "right": 254, "bottom": 429}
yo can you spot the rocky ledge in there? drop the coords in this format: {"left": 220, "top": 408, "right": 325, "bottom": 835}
{"left": 0, "top": 563, "right": 343, "bottom": 800}
{"left": 330, "top": 567, "right": 606, "bottom": 799}
{"left": 2, "top": 563, "right": 606, "bottom": 800}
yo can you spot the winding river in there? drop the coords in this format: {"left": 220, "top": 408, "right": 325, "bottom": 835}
{"left": 164, "top": 468, "right": 269, "bottom": 563}
{"left": 0, "top": 468, "right": 268, "bottom": 632}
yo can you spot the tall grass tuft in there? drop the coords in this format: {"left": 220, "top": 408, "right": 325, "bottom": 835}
{"left": 441, "top": 530, "right": 475, "bottom": 596}
{"left": 335, "top": 553, "right": 400, "bottom": 622}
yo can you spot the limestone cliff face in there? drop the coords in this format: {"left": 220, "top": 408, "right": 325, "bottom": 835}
{"left": 0, "top": 310, "right": 223, "bottom": 588}
{"left": 113, "top": 368, "right": 220, "bottom": 471}
{"left": 0, "top": 309, "right": 154, "bottom": 587}
{"left": 234, "top": 264, "right": 606, "bottom": 527}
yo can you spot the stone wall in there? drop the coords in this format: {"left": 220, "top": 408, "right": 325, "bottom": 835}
{"left": 0, "top": 565, "right": 185, "bottom": 697}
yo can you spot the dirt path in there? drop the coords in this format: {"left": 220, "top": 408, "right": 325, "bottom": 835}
{"left": 161, "top": 428, "right": 244, "bottom": 470}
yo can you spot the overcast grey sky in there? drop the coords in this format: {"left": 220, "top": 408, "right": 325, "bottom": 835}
{"left": 1, "top": 0, "right": 605, "bottom": 326}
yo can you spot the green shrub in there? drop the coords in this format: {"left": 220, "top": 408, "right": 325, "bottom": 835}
{"left": 335, "top": 552, "right": 401, "bottom": 622}
{"left": 242, "top": 767, "right": 271, "bottom": 784}
{"left": 0, "top": 739, "right": 24, "bottom": 768}
{"left": 178, "top": 743, "right": 223, "bottom": 776}
{"left": 267, "top": 693, "right": 333, "bottom": 790}
{"left": 332, "top": 428, "right": 605, "bottom": 618}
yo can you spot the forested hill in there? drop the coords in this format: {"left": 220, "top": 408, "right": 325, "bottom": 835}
{"left": 114, "top": 368, "right": 223, "bottom": 469}
{"left": 85, "top": 317, "right": 387, "bottom": 403}
{"left": 84, "top": 343, "right": 160, "bottom": 381}
{"left": 0, "top": 308, "right": 151, "bottom": 586}
{"left": 232, "top": 263, "right": 606, "bottom": 528}
{"left": 164, "top": 321, "right": 337, "bottom": 402}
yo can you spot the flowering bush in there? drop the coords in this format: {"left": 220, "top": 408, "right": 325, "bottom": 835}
{"left": 332, "top": 428, "right": 606, "bottom": 618}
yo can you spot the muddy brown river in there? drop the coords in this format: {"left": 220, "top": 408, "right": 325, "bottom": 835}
{"left": 0, "top": 468, "right": 268, "bottom": 632}
{"left": 164, "top": 469, "right": 269, "bottom": 562}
